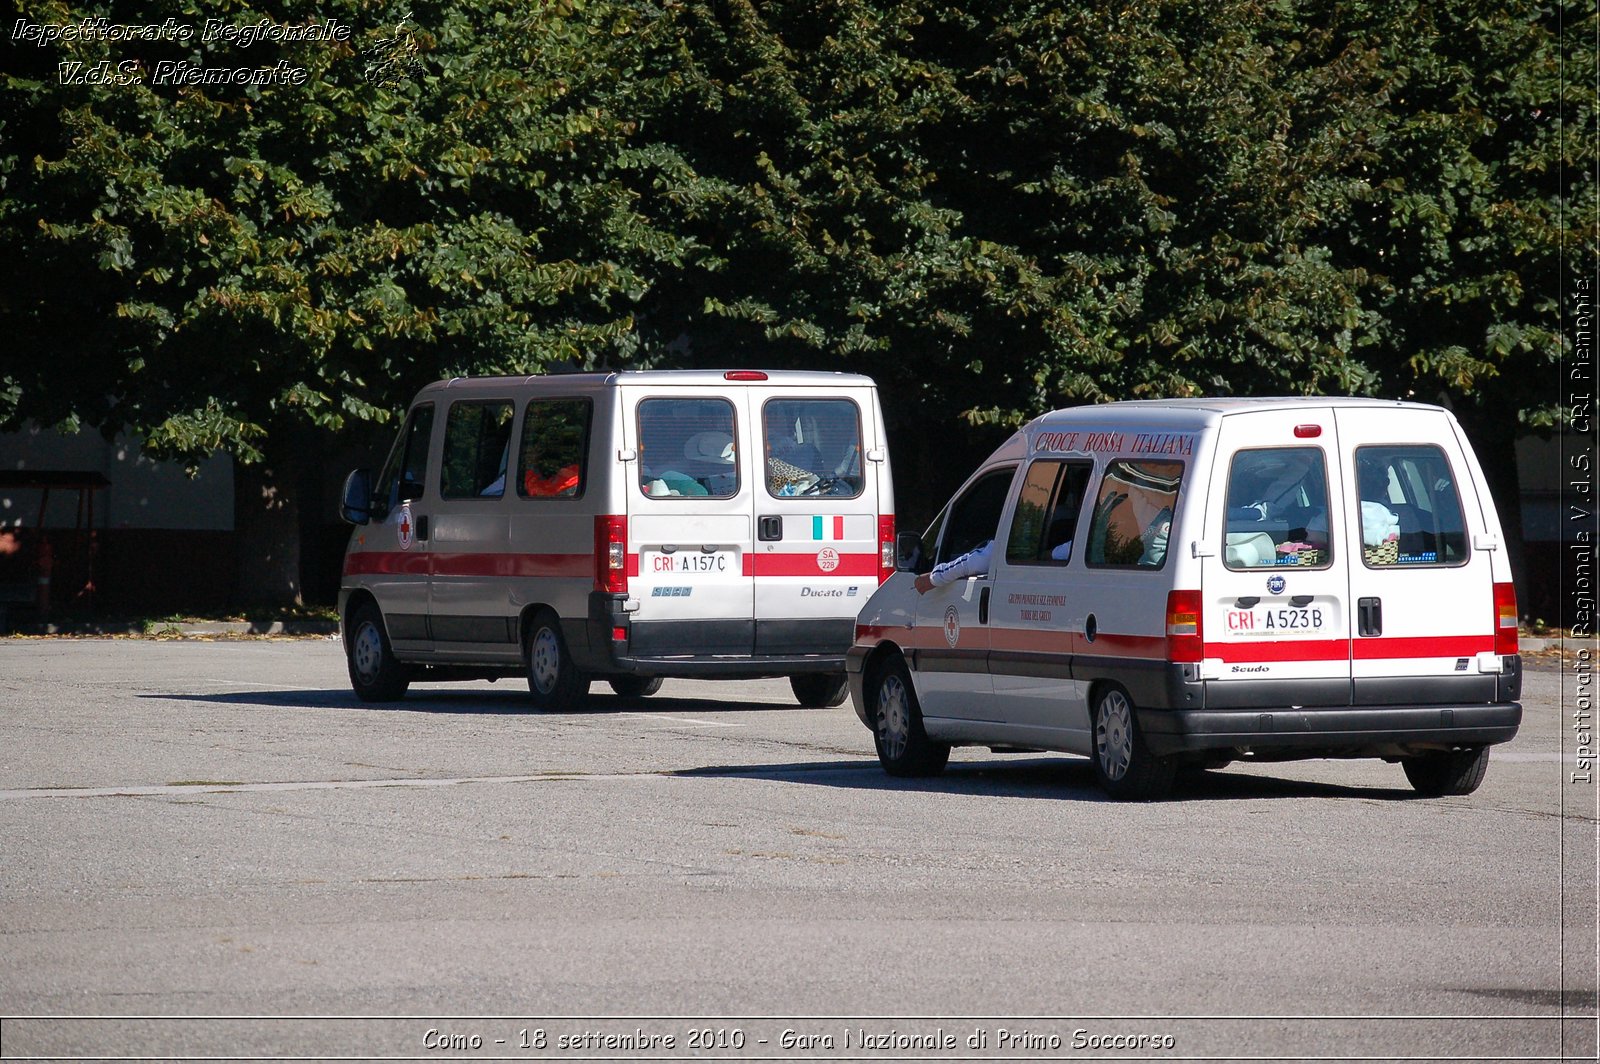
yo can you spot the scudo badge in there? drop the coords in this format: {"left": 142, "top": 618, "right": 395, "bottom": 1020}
{"left": 1267, "top": 574, "right": 1286, "bottom": 594}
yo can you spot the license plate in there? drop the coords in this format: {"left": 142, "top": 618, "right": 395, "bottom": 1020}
{"left": 1223, "top": 605, "right": 1328, "bottom": 637}
{"left": 645, "top": 550, "right": 736, "bottom": 575}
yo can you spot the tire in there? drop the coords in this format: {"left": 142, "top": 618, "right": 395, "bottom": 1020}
{"left": 790, "top": 672, "right": 849, "bottom": 708}
{"left": 1402, "top": 747, "right": 1491, "bottom": 796}
{"left": 1091, "top": 685, "right": 1176, "bottom": 800}
{"left": 525, "top": 613, "right": 590, "bottom": 710}
{"left": 609, "top": 675, "right": 664, "bottom": 698}
{"left": 345, "top": 602, "right": 410, "bottom": 702}
{"left": 869, "top": 656, "right": 950, "bottom": 777}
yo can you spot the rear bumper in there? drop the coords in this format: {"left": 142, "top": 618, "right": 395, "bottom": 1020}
{"left": 578, "top": 593, "right": 848, "bottom": 678}
{"left": 1141, "top": 701, "right": 1523, "bottom": 759}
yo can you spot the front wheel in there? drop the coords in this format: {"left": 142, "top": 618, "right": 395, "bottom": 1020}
{"left": 345, "top": 602, "right": 410, "bottom": 702}
{"left": 525, "top": 614, "right": 590, "bottom": 710}
{"left": 1091, "top": 686, "right": 1175, "bottom": 800}
{"left": 869, "top": 656, "right": 949, "bottom": 777}
{"left": 790, "top": 673, "right": 849, "bottom": 708}
{"left": 1402, "top": 747, "right": 1491, "bottom": 796}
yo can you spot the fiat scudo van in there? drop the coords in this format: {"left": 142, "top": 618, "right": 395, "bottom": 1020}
{"left": 847, "top": 397, "right": 1521, "bottom": 799}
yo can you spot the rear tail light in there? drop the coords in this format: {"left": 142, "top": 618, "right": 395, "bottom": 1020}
{"left": 1166, "top": 590, "right": 1203, "bottom": 663}
{"left": 1494, "top": 582, "right": 1518, "bottom": 656}
{"left": 595, "top": 515, "right": 628, "bottom": 594}
{"left": 877, "top": 514, "right": 896, "bottom": 584}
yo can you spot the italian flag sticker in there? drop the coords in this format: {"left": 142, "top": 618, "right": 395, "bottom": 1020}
{"left": 812, "top": 515, "right": 846, "bottom": 540}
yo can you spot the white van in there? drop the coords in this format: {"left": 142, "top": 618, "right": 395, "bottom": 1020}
{"left": 339, "top": 370, "right": 894, "bottom": 708}
{"left": 847, "top": 398, "right": 1522, "bottom": 799}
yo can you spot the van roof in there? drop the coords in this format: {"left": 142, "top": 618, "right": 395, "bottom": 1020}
{"left": 1023, "top": 395, "right": 1444, "bottom": 431}
{"left": 417, "top": 370, "right": 877, "bottom": 397}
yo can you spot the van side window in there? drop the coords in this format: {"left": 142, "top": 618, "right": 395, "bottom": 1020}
{"left": 1005, "top": 460, "right": 1091, "bottom": 565}
{"left": 440, "top": 400, "right": 515, "bottom": 498}
{"left": 374, "top": 402, "right": 434, "bottom": 509}
{"left": 761, "top": 398, "right": 864, "bottom": 497}
{"left": 938, "top": 467, "right": 1016, "bottom": 565}
{"left": 638, "top": 398, "right": 739, "bottom": 499}
{"left": 1223, "top": 448, "right": 1332, "bottom": 569}
{"left": 1356, "top": 446, "right": 1468, "bottom": 567}
{"left": 518, "top": 399, "right": 590, "bottom": 499}
{"left": 1085, "top": 459, "right": 1183, "bottom": 569}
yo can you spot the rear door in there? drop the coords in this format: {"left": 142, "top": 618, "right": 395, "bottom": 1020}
{"left": 1334, "top": 407, "right": 1498, "bottom": 703}
{"left": 1198, "top": 410, "right": 1352, "bottom": 703}
{"left": 626, "top": 389, "right": 756, "bottom": 657}
{"left": 751, "top": 389, "right": 884, "bottom": 655}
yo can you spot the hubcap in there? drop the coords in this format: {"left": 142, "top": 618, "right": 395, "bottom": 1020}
{"left": 352, "top": 622, "right": 384, "bottom": 684}
{"left": 875, "top": 673, "right": 910, "bottom": 760}
{"left": 1096, "top": 691, "right": 1133, "bottom": 781}
{"left": 530, "top": 627, "right": 561, "bottom": 693}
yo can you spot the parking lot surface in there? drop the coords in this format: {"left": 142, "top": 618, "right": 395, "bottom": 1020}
{"left": 0, "top": 639, "right": 1594, "bottom": 1060}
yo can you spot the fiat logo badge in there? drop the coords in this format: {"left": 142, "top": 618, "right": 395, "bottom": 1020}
{"left": 1267, "top": 575, "right": 1286, "bottom": 594}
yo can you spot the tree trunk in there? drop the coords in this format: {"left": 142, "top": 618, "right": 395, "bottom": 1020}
{"left": 231, "top": 433, "right": 316, "bottom": 608}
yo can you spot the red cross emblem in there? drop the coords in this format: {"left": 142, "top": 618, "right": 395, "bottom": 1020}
{"left": 397, "top": 503, "right": 415, "bottom": 551}
{"left": 943, "top": 605, "right": 960, "bottom": 648}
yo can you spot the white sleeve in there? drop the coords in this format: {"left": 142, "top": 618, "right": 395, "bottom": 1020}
{"left": 928, "top": 540, "right": 993, "bottom": 587}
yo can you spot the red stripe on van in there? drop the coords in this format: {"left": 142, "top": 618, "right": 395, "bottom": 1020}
{"left": 748, "top": 553, "right": 879, "bottom": 577}
{"left": 1205, "top": 634, "right": 1493, "bottom": 663}
{"left": 429, "top": 552, "right": 592, "bottom": 579}
{"left": 343, "top": 552, "right": 431, "bottom": 577}
{"left": 344, "top": 551, "right": 591, "bottom": 579}
{"left": 1353, "top": 635, "right": 1493, "bottom": 659}
{"left": 1204, "top": 639, "right": 1349, "bottom": 662}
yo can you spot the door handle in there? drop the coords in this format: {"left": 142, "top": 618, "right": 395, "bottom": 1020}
{"left": 1357, "top": 596, "right": 1382, "bottom": 637}
{"left": 758, "top": 515, "right": 783, "bottom": 541}
{"left": 416, "top": 515, "right": 429, "bottom": 542}
{"left": 979, "top": 586, "right": 991, "bottom": 625}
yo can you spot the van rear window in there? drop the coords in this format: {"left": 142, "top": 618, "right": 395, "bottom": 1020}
{"left": 761, "top": 398, "right": 864, "bottom": 498}
{"left": 1085, "top": 459, "right": 1183, "bottom": 569}
{"left": 638, "top": 398, "right": 739, "bottom": 499}
{"left": 1356, "top": 446, "right": 1468, "bottom": 567}
{"left": 1223, "top": 448, "right": 1332, "bottom": 569}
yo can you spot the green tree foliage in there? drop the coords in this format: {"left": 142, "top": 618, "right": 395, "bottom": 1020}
{"left": 2, "top": 0, "right": 1587, "bottom": 599}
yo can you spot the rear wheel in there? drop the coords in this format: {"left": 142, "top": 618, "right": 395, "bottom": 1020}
{"left": 1402, "top": 747, "right": 1491, "bottom": 796}
{"left": 1092, "top": 685, "right": 1175, "bottom": 800}
{"left": 345, "top": 602, "right": 410, "bottom": 702}
{"left": 609, "top": 676, "right": 664, "bottom": 698}
{"left": 525, "top": 613, "right": 590, "bottom": 710}
{"left": 869, "top": 656, "right": 949, "bottom": 777}
{"left": 790, "top": 672, "right": 849, "bottom": 708}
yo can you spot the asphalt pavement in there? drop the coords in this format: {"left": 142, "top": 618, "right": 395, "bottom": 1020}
{"left": 0, "top": 638, "right": 1594, "bottom": 1061}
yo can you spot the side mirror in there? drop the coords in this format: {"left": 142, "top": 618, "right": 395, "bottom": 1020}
{"left": 340, "top": 469, "right": 373, "bottom": 525}
{"left": 895, "top": 530, "right": 925, "bottom": 573}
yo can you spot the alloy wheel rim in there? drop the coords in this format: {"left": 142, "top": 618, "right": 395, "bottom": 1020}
{"left": 876, "top": 674, "right": 909, "bottom": 760}
{"left": 1096, "top": 692, "right": 1133, "bottom": 781}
